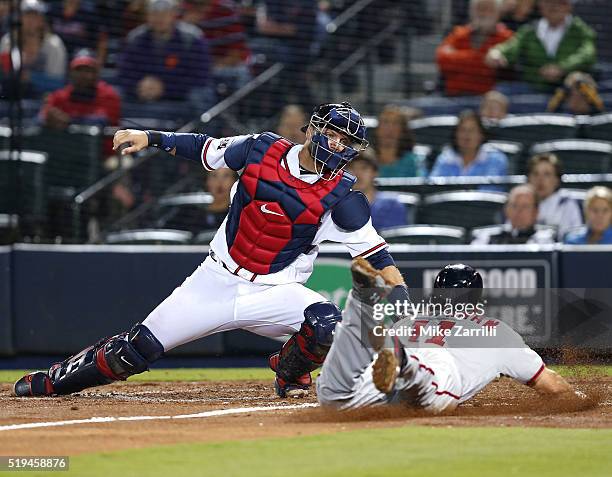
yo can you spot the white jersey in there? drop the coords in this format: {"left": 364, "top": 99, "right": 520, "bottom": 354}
{"left": 399, "top": 314, "right": 545, "bottom": 403}
{"left": 537, "top": 189, "right": 583, "bottom": 239}
{"left": 202, "top": 135, "right": 388, "bottom": 285}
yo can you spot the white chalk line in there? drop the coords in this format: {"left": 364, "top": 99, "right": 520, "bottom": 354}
{"left": 0, "top": 403, "right": 319, "bottom": 432}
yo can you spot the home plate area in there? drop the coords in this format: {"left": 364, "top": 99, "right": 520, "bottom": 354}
{"left": 0, "top": 375, "right": 610, "bottom": 456}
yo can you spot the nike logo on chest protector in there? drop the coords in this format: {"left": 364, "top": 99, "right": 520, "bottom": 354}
{"left": 260, "top": 203, "right": 285, "bottom": 217}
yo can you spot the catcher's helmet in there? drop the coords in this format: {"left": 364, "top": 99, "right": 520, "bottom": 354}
{"left": 303, "top": 102, "right": 368, "bottom": 180}
{"left": 431, "top": 264, "right": 483, "bottom": 306}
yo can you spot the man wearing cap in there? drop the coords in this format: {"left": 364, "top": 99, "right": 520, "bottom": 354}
{"left": 118, "top": 0, "right": 213, "bottom": 111}
{"left": 40, "top": 49, "right": 121, "bottom": 149}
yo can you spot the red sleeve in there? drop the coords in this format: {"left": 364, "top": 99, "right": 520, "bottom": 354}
{"left": 526, "top": 363, "right": 546, "bottom": 386}
{"left": 106, "top": 89, "right": 121, "bottom": 127}
{"left": 97, "top": 82, "right": 122, "bottom": 126}
{"left": 39, "top": 90, "right": 63, "bottom": 122}
{"left": 436, "top": 28, "right": 486, "bottom": 73}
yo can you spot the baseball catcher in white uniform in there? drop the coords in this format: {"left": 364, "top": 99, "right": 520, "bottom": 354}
{"left": 14, "top": 102, "right": 411, "bottom": 399}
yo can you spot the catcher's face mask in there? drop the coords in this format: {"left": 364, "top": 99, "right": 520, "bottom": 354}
{"left": 304, "top": 102, "right": 368, "bottom": 181}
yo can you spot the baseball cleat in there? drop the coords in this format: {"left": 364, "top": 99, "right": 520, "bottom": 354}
{"left": 274, "top": 378, "right": 310, "bottom": 399}
{"left": 372, "top": 349, "right": 400, "bottom": 394}
{"left": 269, "top": 352, "right": 312, "bottom": 398}
{"left": 13, "top": 371, "right": 54, "bottom": 397}
{"left": 350, "top": 257, "right": 393, "bottom": 305}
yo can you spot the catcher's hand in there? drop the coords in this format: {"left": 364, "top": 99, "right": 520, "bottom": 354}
{"left": 113, "top": 129, "right": 149, "bottom": 155}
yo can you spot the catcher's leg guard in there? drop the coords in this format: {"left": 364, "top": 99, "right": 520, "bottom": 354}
{"left": 270, "top": 301, "right": 342, "bottom": 398}
{"left": 14, "top": 324, "right": 164, "bottom": 397}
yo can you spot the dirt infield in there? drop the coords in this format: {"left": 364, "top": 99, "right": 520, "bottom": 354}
{"left": 0, "top": 376, "right": 610, "bottom": 456}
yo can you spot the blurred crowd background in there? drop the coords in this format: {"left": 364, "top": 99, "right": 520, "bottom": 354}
{"left": 1, "top": 0, "right": 612, "bottom": 247}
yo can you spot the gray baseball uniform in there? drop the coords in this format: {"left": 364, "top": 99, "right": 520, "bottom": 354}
{"left": 317, "top": 291, "right": 544, "bottom": 412}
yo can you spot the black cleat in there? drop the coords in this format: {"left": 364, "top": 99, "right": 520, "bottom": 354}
{"left": 13, "top": 372, "right": 54, "bottom": 397}
{"left": 269, "top": 353, "right": 311, "bottom": 398}
{"left": 351, "top": 257, "right": 393, "bottom": 305}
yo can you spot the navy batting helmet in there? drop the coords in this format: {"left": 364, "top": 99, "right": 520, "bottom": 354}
{"left": 431, "top": 264, "right": 483, "bottom": 306}
{"left": 304, "top": 102, "right": 368, "bottom": 180}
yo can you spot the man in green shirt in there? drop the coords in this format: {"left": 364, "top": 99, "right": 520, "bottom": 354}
{"left": 485, "top": 0, "right": 596, "bottom": 92}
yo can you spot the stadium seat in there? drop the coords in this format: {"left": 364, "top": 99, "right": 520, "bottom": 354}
{"left": 154, "top": 192, "right": 214, "bottom": 229}
{"left": 104, "top": 229, "right": 193, "bottom": 245}
{"left": 583, "top": 113, "right": 612, "bottom": 141}
{"left": 193, "top": 230, "right": 217, "bottom": 244}
{"left": 157, "top": 193, "right": 214, "bottom": 208}
{"left": 530, "top": 139, "right": 612, "bottom": 174}
{"left": 398, "top": 94, "right": 550, "bottom": 116}
{"left": 25, "top": 126, "right": 103, "bottom": 193}
{"left": 417, "top": 190, "right": 507, "bottom": 229}
{"left": 381, "top": 224, "right": 466, "bottom": 245}
{"left": 0, "top": 214, "right": 18, "bottom": 245}
{"left": 0, "top": 125, "right": 10, "bottom": 150}
{"left": 488, "top": 114, "right": 577, "bottom": 147}
{"left": 381, "top": 191, "right": 420, "bottom": 224}
{"left": 0, "top": 150, "right": 47, "bottom": 220}
{"left": 505, "top": 94, "right": 549, "bottom": 114}
{"left": 471, "top": 224, "right": 556, "bottom": 243}
{"left": 409, "top": 115, "right": 458, "bottom": 150}
{"left": 486, "top": 140, "right": 524, "bottom": 174}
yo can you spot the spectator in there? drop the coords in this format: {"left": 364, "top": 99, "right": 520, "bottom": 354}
{"left": 254, "top": 0, "right": 317, "bottom": 108}
{"left": 164, "top": 168, "right": 238, "bottom": 233}
{"left": 472, "top": 184, "right": 556, "bottom": 244}
{"left": 39, "top": 49, "right": 121, "bottom": 154}
{"left": 0, "top": 0, "right": 67, "bottom": 99}
{"left": 276, "top": 104, "right": 307, "bottom": 144}
{"left": 486, "top": 0, "right": 597, "bottom": 93}
{"left": 348, "top": 152, "right": 408, "bottom": 232}
{"left": 436, "top": 0, "right": 513, "bottom": 96}
{"left": 181, "top": 0, "right": 251, "bottom": 92}
{"left": 499, "top": 0, "right": 538, "bottom": 31}
{"left": 527, "top": 153, "right": 582, "bottom": 239}
{"left": 118, "top": 0, "right": 213, "bottom": 110}
{"left": 547, "top": 71, "right": 605, "bottom": 115}
{"left": 429, "top": 110, "right": 508, "bottom": 189}
{"left": 95, "top": 1, "right": 148, "bottom": 68}
{"left": 372, "top": 105, "right": 426, "bottom": 178}
{"left": 479, "top": 90, "right": 510, "bottom": 121}
{"left": 48, "top": 0, "right": 100, "bottom": 58}
{"left": 565, "top": 186, "right": 612, "bottom": 244}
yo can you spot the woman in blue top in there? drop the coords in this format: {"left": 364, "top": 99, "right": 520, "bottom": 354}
{"left": 429, "top": 110, "right": 508, "bottom": 190}
{"left": 372, "top": 105, "right": 426, "bottom": 178}
{"left": 565, "top": 186, "right": 612, "bottom": 244}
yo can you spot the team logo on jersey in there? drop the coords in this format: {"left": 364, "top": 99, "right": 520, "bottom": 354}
{"left": 260, "top": 203, "right": 284, "bottom": 217}
{"left": 217, "top": 138, "right": 230, "bottom": 150}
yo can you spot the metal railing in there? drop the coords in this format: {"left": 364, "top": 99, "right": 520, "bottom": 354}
{"left": 328, "top": 19, "right": 403, "bottom": 112}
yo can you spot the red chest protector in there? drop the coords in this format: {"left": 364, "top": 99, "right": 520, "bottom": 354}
{"left": 225, "top": 133, "right": 354, "bottom": 275}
